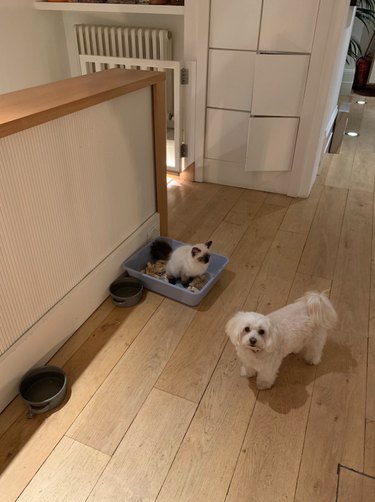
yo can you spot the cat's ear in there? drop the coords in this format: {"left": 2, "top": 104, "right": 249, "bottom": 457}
{"left": 192, "top": 247, "right": 200, "bottom": 257}
{"left": 205, "top": 241, "right": 212, "bottom": 249}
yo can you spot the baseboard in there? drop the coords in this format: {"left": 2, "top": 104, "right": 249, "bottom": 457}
{"left": 0, "top": 214, "right": 160, "bottom": 413}
{"left": 340, "top": 68, "right": 355, "bottom": 96}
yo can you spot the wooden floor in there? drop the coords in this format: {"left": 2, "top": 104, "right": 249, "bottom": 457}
{"left": 1, "top": 96, "right": 375, "bottom": 502}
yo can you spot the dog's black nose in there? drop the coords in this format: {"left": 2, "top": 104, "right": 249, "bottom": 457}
{"left": 250, "top": 337, "right": 257, "bottom": 345}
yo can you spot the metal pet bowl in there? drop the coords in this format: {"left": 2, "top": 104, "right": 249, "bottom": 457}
{"left": 109, "top": 276, "right": 143, "bottom": 307}
{"left": 19, "top": 366, "right": 68, "bottom": 418}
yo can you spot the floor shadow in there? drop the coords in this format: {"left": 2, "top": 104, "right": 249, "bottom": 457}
{"left": 242, "top": 338, "right": 358, "bottom": 414}
{"left": 0, "top": 297, "right": 142, "bottom": 475}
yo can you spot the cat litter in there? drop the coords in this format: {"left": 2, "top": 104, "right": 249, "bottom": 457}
{"left": 122, "top": 238, "right": 229, "bottom": 307}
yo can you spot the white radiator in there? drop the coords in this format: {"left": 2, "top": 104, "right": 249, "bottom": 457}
{"left": 75, "top": 24, "right": 172, "bottom": 61}
{"left": 75, "top": 24, "right": 173, "bottom": 121}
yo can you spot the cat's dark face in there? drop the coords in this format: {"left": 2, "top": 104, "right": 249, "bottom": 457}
{"left": 191, "top": 241, "right": 212, "bottom": 264}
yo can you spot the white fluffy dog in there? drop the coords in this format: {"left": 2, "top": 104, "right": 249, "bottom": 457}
{"left": 225, "top": 291, "right": 337, "bottom": 390}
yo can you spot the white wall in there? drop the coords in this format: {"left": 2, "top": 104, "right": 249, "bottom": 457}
{"left": 0, "top": 0, "right": 70, "bottom": 94}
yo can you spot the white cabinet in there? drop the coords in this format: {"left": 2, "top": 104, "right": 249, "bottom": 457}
{"left": 207, "top": 50, "right": 255, "bottom": 111}
{"left": 259, "top": 0, "right": 320, "bottom": 53}
{"left": 209, "top": 0, "right": 262, "bottom": 50}
{"left": 204, "top": 0, "right": 321, "bottom": 189}
{"left": 245, "top": 117, "right": 299, "bottom": 172}
{"left": 205, "top": 108, "right": 250, "bottom": 163}
{"left": 252, "top": 54, "right": 309, "bottom": 116}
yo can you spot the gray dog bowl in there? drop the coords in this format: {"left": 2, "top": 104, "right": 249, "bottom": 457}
{"left": 109, "top": 276, "right": 143, "bottom": 307}
{"left": 19, "top": 366, "right": 68, "bottom": 418}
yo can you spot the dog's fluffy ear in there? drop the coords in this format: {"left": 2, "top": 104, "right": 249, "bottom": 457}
{"left": 263, "top": 317, "right": 277, "bottom": 352}
{"left": 225, "top": 313, "right": 244, "bottom": 346}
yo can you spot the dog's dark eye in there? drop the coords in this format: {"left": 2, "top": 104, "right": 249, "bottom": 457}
{"left": 258, "top": 329, "right": 265, "bottom": 335}
{"left": 244, "top": 326, "right": 250, "bottom": 333}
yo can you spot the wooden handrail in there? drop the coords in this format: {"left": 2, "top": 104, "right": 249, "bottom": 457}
{"left": 0, "top": 68, "right": 165, "bottom": 138}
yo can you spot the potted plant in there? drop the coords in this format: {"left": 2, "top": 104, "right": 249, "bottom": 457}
{"left": 348, "top": 0, "right": 375, "bottom": 88}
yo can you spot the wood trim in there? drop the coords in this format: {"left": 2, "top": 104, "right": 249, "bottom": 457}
{"left": 152, "top": 80, "right": 168, "bottom": 236}
{"left": 179, "top": 162, "right": 195, "bottom": 182}
{"left": 0, "top": 68, "right": 165, "bottom": 138}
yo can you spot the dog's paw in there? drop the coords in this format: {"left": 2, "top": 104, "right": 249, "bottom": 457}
{"left": 304, "top": 354, "right": 322, "bottom": 366}
{"left": 256, "top": 379, "right": 273, "bottom": 390}
{"left": 240, "top": 366, "right": 256, "bottom": 378}
{"left": 304, "top": 356, "right": 321, "bottom": 366}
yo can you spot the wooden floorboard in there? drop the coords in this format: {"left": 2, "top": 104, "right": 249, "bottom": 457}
{"left": 1, "top": 96, "right": 375, "bottom": 502}
{"left": 295, "top": 189, "right": 372, "bottom": 502}
{"left": 18, "top": 437, "right": 110, "bottom": 502}
{"left": 157, "top": 343, "right": 257, "bottom": 502}
{"left": 88, "top": 389, "right": 196, "bottom": 501}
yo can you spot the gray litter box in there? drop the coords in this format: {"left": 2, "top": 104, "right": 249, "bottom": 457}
{"left": 122, "top": 238, "right": 229, "bottom": 307}
{"left": 19, "top": 366, "right": 67, "bottom": 418}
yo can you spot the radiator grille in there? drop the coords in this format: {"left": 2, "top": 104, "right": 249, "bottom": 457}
{"left": 75, "top": 24, "right": 172, "bottom": 62}
{"left": 75, "top": 24, "right": 174, "bottom": 122}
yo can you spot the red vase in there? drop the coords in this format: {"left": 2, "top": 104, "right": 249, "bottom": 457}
{"left": 353, "top": 56, "right": 372, "bottom": 89}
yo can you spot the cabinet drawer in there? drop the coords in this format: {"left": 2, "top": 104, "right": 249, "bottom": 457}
{"left": 259, "top": 0, "right": 320, "bottom": 53}
{"left": 252, "top": 54, "right": 309, "bottom": 116}
{"left": 207, "top": 50, "right": 255, "bottom": 111}
{"left": 245, "top": 117, "right": 299, "bottom": 172}
{"left": 205, "top": 108, "right": 250, "bottom": 163}
{"left": 209, "top": 0, "right": 262, "bottom": 50}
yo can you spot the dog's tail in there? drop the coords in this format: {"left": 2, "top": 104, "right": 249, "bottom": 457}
{"left": 150, "top": 238, "right": 172, "bottom": 261}
{"left": 304, "top": 291, "right": 337, "bottom": 330}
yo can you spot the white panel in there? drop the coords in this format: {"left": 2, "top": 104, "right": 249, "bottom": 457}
{"left": 209, "top": 0, "right": 262, "bottom": 50}
{"left": 205, "top": 108, "right": 250, "bottom": 163}
{"left": 252, "top": 54, "right": 309, "bottom": 116}
{"left": 245, "top": 117, "right": 299, "bottom": 172}
{"left": 0, "top": 88, "right": 155, "bottom": 354}
{"left": 207, "top": 50, "right": 255, "bottom": 111}
{"left": 259, "top": 0, "right": 320, "bottom": 53}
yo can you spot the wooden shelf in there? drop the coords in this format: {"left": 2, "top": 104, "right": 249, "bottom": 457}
{"left": 34, "top": 1, "right": 185, "bottom": 15}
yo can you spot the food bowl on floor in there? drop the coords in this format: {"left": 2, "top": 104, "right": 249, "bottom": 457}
{"left": 19, "top": 366, "right": 68, "bottom": 418}
{"left": 109, "top": 276, "right": 144, "bottom": 307}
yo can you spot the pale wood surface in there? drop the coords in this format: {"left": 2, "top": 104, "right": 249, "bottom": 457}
{"left": 89, "top": 389, "right": 196, "bottom": 501}
{"left": 157, "top": 342, "right": 257, "bottom": 502}
{"left": 17, "top": 437, "right": 109, "bottom": 502}
{"left": 336, "top": 467, "right": 375, "bottom": 502}
{"left": 298, "top": 186, "right": 347, "bottom": 279}
{"left": 0, "top": 96, "right": 374, "bottom": 502}
{"left": 68, "top": 300, "right": 195, "bottom": 454}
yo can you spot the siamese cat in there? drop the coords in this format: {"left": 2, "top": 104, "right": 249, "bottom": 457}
{"left": 150, "top": 239, "right": 213, "bottom": 287}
